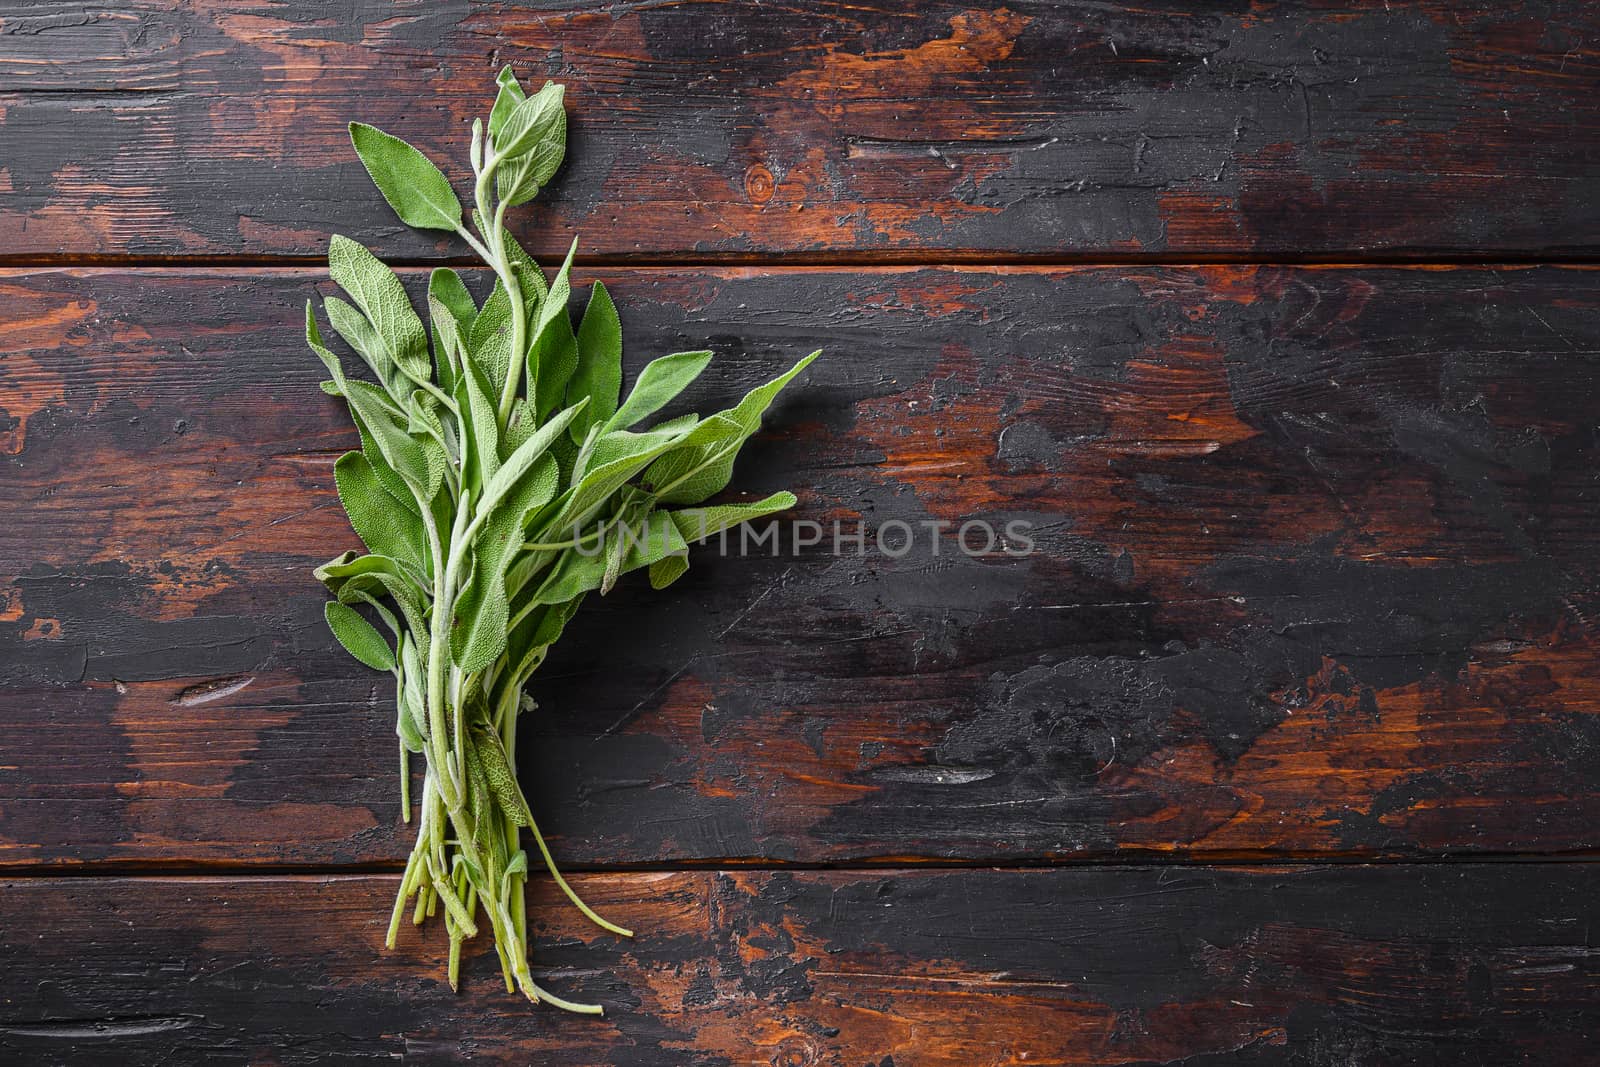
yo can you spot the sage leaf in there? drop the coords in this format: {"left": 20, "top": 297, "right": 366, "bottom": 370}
{"left": 325, "top": 600, "right": 396, "bottom": 671}
{"left": 328, "top": 236, "right": 430, "bottom": 386}
{"left": 451, "top": 450, "right": 562, "bottom": 672}
{"left": 316, "top": 552, "right": 430, "bottom": 640}
{"left": 459, "top": 355, "right": 503, "bottom": 488}
{"left": 494, "top": 82, "right": 566, "bottom": 205}
{"left": 637, "top": 411, "right": 742, "bottom": 505}
{"left": 670, "top": 491, "right": 798, "bottom": 543}
{"left": 398, "top": 634, "right": 429, "bottom": 752}
{"left": 531, "top": 238, "right": 579, "bottom": 421}
{"left": 349, "top": 122, "right": 464, "bottom": 233}
{"left": 503, "top": 397, "right": 541, "bottom": 456}
{"left": 325, "top": 295, "right": 405, "bottom": 397}
{"left": 305, "top": 301, "right": 347, "bottom": 392}
{"left": 645, "top": 351, "right": 818, "bottom": 505}
{"left": 396, "top": 685, "right": 427, "bottom": 754}
{"left": 604, "top": 350, "right": 712, "bottom": 434}
{"left": 428, "top": 268, "right": 476, "bottom": 393}
{"left": 467, "top": 272, "right": 514, "bottom": 392}
{"left": 333, "top": 450, "right": 429, "bottom": 576}
{"left": 528, "top": 593, "right": 584, "bottom": 648}
{"left": 647, "top": 553, "right": 689, "bottom": 591}
{"left": 474, "top": 724, "right": 533, "bottom": 826}
{"left": 555, "top": 425, "right": 688, "bottom": 528}
{"left": 569, "top": 281, "right": 622, "bottom": 440}
{"left": 341, "top": 379, "right": 433, "bottom": 501}
{"left": 344, "top": 588, "right": 401, "bottom": 639}
{"left": 529, "top": 545, "right": 608, "bottom": 606}
{"left": 451, "top": 406, "right": 584, "bottom": 674}
{"left": 488, "top": 66, "right": 525, "bottom": 141}
{"left": 622, "top": 509, "right": 688, "bottom": 574}
{"left": 479, "top": 401, "right": 585, "bottom": 519}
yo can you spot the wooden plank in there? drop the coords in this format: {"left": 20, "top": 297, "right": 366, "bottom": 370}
{"left": 0, "top": 2, "right": 1596, "bottom": 259}
{"left": 4, "top": 265, "right": 1600, "bottom": 869}
{"left": 0, "top": 865, "right": 1595, "bottom": 1064}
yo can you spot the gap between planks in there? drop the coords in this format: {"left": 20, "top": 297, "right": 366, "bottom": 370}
{"left": 2, "top": 253, "right": 1600, "bottom": 271}
{"left": 4, "top": 851, "right": 1599, "bottom": 881}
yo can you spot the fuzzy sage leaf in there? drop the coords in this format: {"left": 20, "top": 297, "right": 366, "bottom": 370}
{"left": 324, "top": 601, "right": 396, "bottom": 671}
{"left": 349, "top": 122, "right": 464, "bottom": 233}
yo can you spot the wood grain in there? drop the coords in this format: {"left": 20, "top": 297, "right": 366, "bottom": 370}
{"left": 1, "top": 1, "right": 1596, "bottom": 259}
{"left": 4, "top": 264, "right": 1599, "bottom": 869}
{"left": 1, "top": 865, "right": 1595, "bottom": 1065}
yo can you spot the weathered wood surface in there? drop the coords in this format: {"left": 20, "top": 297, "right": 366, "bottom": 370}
{"left": 5, "top": 264, "right": 1599, "bottom": 868}
{"left": 1, "top": 1, "right": 1597, "bottom": 260}
{"left": 1, "top": 865, "right": 1595, "bottom": 1065}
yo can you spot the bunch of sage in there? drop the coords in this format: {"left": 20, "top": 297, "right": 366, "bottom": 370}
{"left": 306, "top": 68, "right": 817, "bottom": 1012}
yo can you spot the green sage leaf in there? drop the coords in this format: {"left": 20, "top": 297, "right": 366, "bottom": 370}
{"left": 670, "top": 491, "right": 797, "bottom": 543}
{"left": 325, "top": 600, "right": 396, "bottom": 671}
{"left": 467, "top": 276, "right": 514, "bottom": 393}
{"left": 555, "top": 425, "right": 690, "bottom": 528}
{"left": 645, "top": 351, "right": 818, "bottom": 505}
{"left": 305, "top": 301, "right": 347, "bottom": 392}
{"left": 487, "top": 66, "right": 525, "bottom": 141}
{"left": 604, "top": 350, "right": 712, "bottom": 434}
{"left": 637, "top": 411, "right": 742, "bottom": 505}
{"left": 569, "top": 280, "right": 622, "bottom": 440}
{"left": 316, "top": 551, "right": 430, "bottom": 642}
{"left": 349, "top": 122, "right": 464, "bottom": 233}
{"left": 622, "top": 509, "right": 688, "bottom": 574}
{"left": 450, "top": 450, "right": 561, "bottom": 673}
{"left": 531, "top": 238, "right": 579, "bottom": 422}
{"left": 479, "top": 400, "right": 585, "bottom": 519}
{"left": 333, "top": 450, "right": 429, "bottom": 576}
{"left": 341, "top": 379, "right": 433, "bottom": 502}
{"left": 474, "top": 724, "right": 532, "bottom": 826}
{"left": 398, "top": 634, "right": 429, "bottom": 753}
{"left": 427, "top": 268, "right": 476, "bottom": 394}
{"left": 325, "top": 295, "right": 404, "bottom": 398}
{"left": 530, "top": 547, "right": 607, "bottom": 606}
{"left": 459, "top": 354, "right": 502, "bottom": 489}
{"left": 328, "top": 235, "right": 430, "bottom": 386}
{"left": 494, "top": 82, "right": 566, "bottom": 205}
{"left": 450, "top": 404, "right": 580, "bottom": 672}
{"left": 647, "top": 553, "right": 689, "bottom": 591}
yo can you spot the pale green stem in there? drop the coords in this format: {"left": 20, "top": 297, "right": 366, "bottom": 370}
{"left": 395, "top": 670, "right": 411, "bottom": 823}
{"left": 493, "top": 931, "right": 516, "bottom": 994}
{"left": 468, "top": 150, "right": 530, "bottom": 427}
{"left": 491, "top": 199, "right": 530, "bottom": 426}
{"left": 431, "top": 489, "right": 477, "bottom": 806}
{"left": 418, "top": 494, "right": 461, "bottom": 813}
{"left": 427, "top": 853, "right": 479, "bottom": 937}
{"left": 528, "top": 811, "right": 632, "bottom": 937}
{"left": 450, "top": 667, "right": 466, "bottom": 788}
{"left": 522, "top": 521, "right": 608, "bottom": 553}
{"left": 454, "top": 224, "right": 494, "bottom": 264}
{"left": 399, "top": 740, "right": 410, "bottom": 823}
{"left": 386, "top": 834, "right": 424, "bottom": 949}
{"left": 413, "top": 881, "right": 430, "bottom": 926}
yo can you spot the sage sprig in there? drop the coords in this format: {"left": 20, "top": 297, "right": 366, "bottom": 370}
{"left": 307, "top": 68, "right": 817, "bottom": 1013}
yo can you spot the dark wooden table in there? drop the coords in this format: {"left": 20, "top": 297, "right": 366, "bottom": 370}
{"left": 3, "top": 2, "right": 1598, "bottom": 1063}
